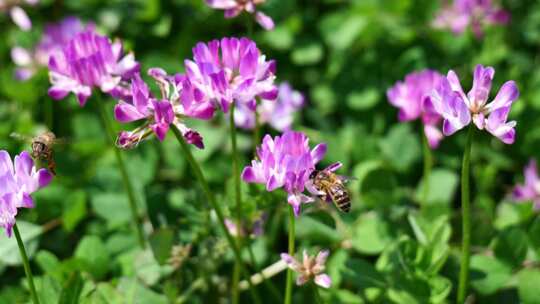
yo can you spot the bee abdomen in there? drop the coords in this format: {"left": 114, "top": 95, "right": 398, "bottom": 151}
{"left": 333, "top": 191, "right": 351, "bottom": 213}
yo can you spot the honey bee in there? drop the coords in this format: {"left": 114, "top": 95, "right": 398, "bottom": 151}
{"left": 11, "top": 131, "right": 62, "bottom": 175}
{"left": 309, "top": 164, "right": 353, "bottom": 213}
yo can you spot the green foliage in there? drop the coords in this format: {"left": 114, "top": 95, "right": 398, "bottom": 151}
{"left": 0, "top": 0, "right": 539, "bottom": 303}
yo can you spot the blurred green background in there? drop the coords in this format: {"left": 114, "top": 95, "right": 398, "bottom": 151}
{"left": 1, "top": 0, "right": 540, "bottom": 303}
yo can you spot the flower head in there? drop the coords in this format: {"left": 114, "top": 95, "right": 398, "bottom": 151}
{"left": 241, "top": 131, "right": 326, "bottom": 216}
{"left": 280, "top": 250, "right": 331, "bottom": 288}
{"left": 512, "top": 160, "right": 540, "bottom": 210}
{"left": 114, "top": 68, "right": 214, "bottom": 149}
{"left": 426, "top": 64, "right": 519, "bottom": 144}
{"left": 0, "top": 150, "right": 52, "bottom": 237}
{"left": 433, "top": 0, "right": 510, "bottom": 38}
{"left": 11, "top": 17, "right": 89, "bottom": 80}
{"left": 206, "top": 0, "right": 274, "bottom": 30}
{"left": 235, "top": 82, "right": 305, "bottom": 131}
{"left": 48, "top": 29, "right": 140, "bottom": 106}
{"left": 184, "top": 37, "right": 277, "bottom": 113}
{"left": 387, "top": 69, "right": 445, "bottom": 148}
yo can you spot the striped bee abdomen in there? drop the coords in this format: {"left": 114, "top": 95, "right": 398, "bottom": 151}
{"left": 329, "top": 187, "right": 351, "bottom": 213}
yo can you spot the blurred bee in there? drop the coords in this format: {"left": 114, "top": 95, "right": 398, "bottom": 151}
{"left": 309, "top": 163, "right": 354, "bottom": 213}
{"left": 11, "top": 131, "right": 62, "bottom": 175}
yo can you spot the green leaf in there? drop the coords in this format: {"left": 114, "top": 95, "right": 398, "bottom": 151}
{"left": 470, "top": 255, "right": 512, "bottom": 295}
{"left": 149, "top": 228, "right": 175, "bottom": 265}
{"left": 0, "top": 221, "right": 43, "bottom": 266}
{"left": 62, "top": 190, "right": 87, "bottom": 232}
{"left": 379, "top": 124, "right": 421, "bottom": 172}
{"left": 59, "top": 272, "right": 84, "bottom": 304}
{"left": 415, "top": 169, "right": 459, "bottom": 206}
{"left": 134, "top": 250, "right": 174, "bottom": 286}
{"left": 74, "top": 236, "right": 110, "bottom": 280}
{"left": 35, "top": 250, "right": 60, "bottom": 275}
{"left": 117, "top": 278, "right": 168, "bottom": 304}
{"left": 517, "top": 269, "right": 540, "bottom": 304}
{"left": 346, "top": 89, "right": 380, "bottom": 111}
{"left": 90, "top": 193, "right": 132, "bottom": 228}
{"left": 320, "top": 11, "right": 367, "bottom": 50}
{"left": 352, "top": 213, "right": 393, "bottom": 255}
{"left": 494, "top": 201, "right": 535, "bottom": 229}
{"left": 291, "top": 42, "right": 324, "bottom": 65}
{"left": 296, "top": 215, "right": 341, "bottom": 243}
{"left": 343, "top": 258, "right": 386, "bottom": 289}
{"left": 493, "top": 227, "right": 529, "bottom": 268}
{"left": 529, "top": 217, "right": 540, "bottom": 257}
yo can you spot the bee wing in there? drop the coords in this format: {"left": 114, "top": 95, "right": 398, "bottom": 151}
{"left": 10, "top": 132, "right": 33, "bottom": 142}
{"left": 52, "top": 137, "right": 70, "bottom": 145}
{"left": 337, "top": 175, "right": 357, "bottom": 183}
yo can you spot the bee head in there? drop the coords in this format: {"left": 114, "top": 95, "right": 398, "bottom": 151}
{"left": 309, "top": 170, "right": 319, "bottom": 180}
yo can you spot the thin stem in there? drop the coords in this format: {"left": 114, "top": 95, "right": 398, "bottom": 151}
{"left": 232, "top": 262, "right": 241, "bottom": 304}
{"left": 313, "top": 283, "right": 323, "bottom": 304}
{"left": 457, "top": 125, "right": 474, "bottom": 304}
{"left": 170, "top": 125, "right": 261, "bottom": 304}
{"left": 253, "top": 106, "right": 261, "bottom": 154}
{"left": 96, "top": 98, "right": 146, "bottom": 249}
{"left": 229, "top": 104, "right": 244, "bottom": 304}
{"left": 284, "top": 206, "right": 295, "bottom": 304}
{"left": 13, "top": 223, "right": 40, "bottom": 304}
{"left": 421, "top": 129, "right": 432, "bottom": 206}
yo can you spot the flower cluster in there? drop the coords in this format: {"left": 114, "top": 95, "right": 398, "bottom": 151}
{"left": 433, "top": 0, "right": 509, "bottom": 38}
{"left": 184, "top": 37, "right": 278, "bottom": 113}
{"left": 11, "top": 16, "right": 90, "bottom": 80}
{"left": 387, "top": 69, "right": 445, "bottom": 148}
{"left": 114, "top": 68, "right": 214, "bottom": 149}
{"left": 426, "top": 64, "right": 519, "bottom": 144}
{"left": 0, "top": 150, "right": 52, "bottom": 237}
{"left": 48, "top": 29, "right": 140, "bottom": 106}
{"left": 281, "top": 250, "right": 331, "bottom": 288}
{"left": 512, "top": 160, "right": 540, "bottom": 210}
{"left": 235, "top": 82, "right": 305, "bottom": 131}
{"left": 205, "top": 0, "right": 274, "bottom": 30}
{"left": 241, "top": 131, "right": 326, "bottom": 216}
{"left": 1, "top": 0, "right": 38, "bottom": 31}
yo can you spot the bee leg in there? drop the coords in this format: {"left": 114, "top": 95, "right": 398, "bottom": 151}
{"left": 318, "top": 194, "right": 327, "bottom": 202}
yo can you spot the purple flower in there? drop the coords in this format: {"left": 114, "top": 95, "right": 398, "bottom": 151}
{"left": 426, "top": 64, "right": 519, "bottom": 144}
{"left": 241, "top": 131, "right": 326, "bottom": 216}
{"left": 235, "top": 82, "right": 305, "bottom": 131}
{"left": 512, "top": 160, "right": 540, "bottom": 210}
{"left": 206, "top": 0, "right": 274, "bottom": 30}
{"left": 387, "top": 70, "right": 445, "bottom": 148}
{"left": 280, "top": 250, "right": 331, "bottom": 288}
{"left": 0, "top": 150, "right": 52, "bottom": 237}
{"left": 114, "top": 68, "right": 214, "bottom": 149}
{"left": 224, "top": 213, "right": 267, "bottom": 237}
{"left": 184, "top": 37, "right": 277, "bottom": 113}
{"left": 47, "top": 29, "right": 140, "bottom": 106}
{"left": 11, "top": 17, "right": 90, "bottom": 81}
{"left": 1, "top": 0, "right": 39, "bottom": 31}
{"left": 433, "top": 0, "right": 510, "bottom": 38}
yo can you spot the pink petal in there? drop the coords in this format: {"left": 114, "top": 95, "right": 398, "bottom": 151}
{"left": 10, "top": 6, "right": 32, "bottom": 31}
{"left": 314, "top": 274, "right": 332, "bottom": 288}
{"left": 255, "top": 11, "right": 275, "bottom": 30}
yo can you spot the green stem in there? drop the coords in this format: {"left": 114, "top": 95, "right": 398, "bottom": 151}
{"left": 421, "top": 129, "right": 432, "bottom": 206}
{"left": 96, "top": 98, "right": 146, "bottom": 249}
{"left": 232, "top": 262, "right": 241, "bottom": 304}
{"left": 13, "top": 223, "right": 40, "bottom": 304}
{"left": 170, "top": 125, "right": 261, "bottom": 304}
{"left": 253, "top": 106, "right": 261, "bottom": 154}
{"left": 229, "top": 104, "right": 244, "bottom": 304}
{"left": 457, "top": 126, "right": 474, "bottom": 304}
{"left": 284, "top": 206, "right": 295, "bottom": 304}
{"left": 313, "top": 283, "right": 323, "bottom": 304}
